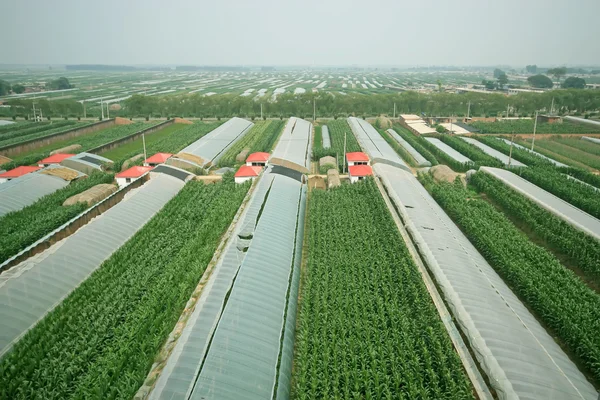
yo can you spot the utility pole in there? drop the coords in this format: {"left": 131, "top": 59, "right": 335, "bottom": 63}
{"left": 142, "top": 133, "right": 147, "bottom": 161}
{"left": 508, "top": 132, "right": 515, "bottom": 167}
{"left": 393, "top": 102, "right": 396, "bottom": 119}
{"left": 83, "top": 101, "right": 86, "bottom": 119}
{"left": 506, "top": 104, "right": 510, "bottom": 119}
{"left": 260, "top": 103, "right": 263, "bottom": 120}
{"left": 467, "top": 101, "right": 471, "bottom": 119}
{"left": 313, "top": 97, "right": 316, "bottom": 122}
{"left": 450, "top": 115, "right": 453, "bottom": 134}
{"left": 101, "top": 97, "right": 104, "bottom": 120}
{"left": 531, "top": 111, "right": 538, "bottom": 151}
{"left": 32, "top": 101, "right": 37, "bottom": 122}
{"left": 343, "top": 131, "right": 347, "bottom": 174}
{"left": 550, "top": 97, "right": 555, "bottom": 115}
{"left": 106, "top": 101, "right": 110, "bottom": 119}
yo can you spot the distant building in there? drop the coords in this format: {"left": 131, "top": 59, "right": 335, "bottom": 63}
{"left": 144, "top": 152, "right": 173, "bottom": 167}
{"left": 346, "top": 152, "right": 370, "bottom": 167}
{"left": 348, "top": 165, "right": 373, "bottom": 184}
{"left": 246, "top": 152, "right": 270, "bottom": 167}
{"left": 234, "top": 165, "right": 262, "bottom": 184}
{"left": 115, "top": 166, "right": 152, "bottom": 188}
{"left": 38, "top": 153, "right": 75, "bottom": 167}
{"left": 0, "top": 166, "right": 41, "bottom": 184}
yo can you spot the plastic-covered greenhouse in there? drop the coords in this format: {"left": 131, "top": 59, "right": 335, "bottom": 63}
{"left": 0, "top": 173, "right": 185, "bottom": 357}
{"left": 386, "top": 128, "right": 431, "bottom": 167}
{"left": 461, "top": 137, "right": 526, "bottom": 167}
{"left": 177, "top": 117, "right": 254, "bottom": 167}
{"left": 0, "top": 171, "right": 70, "bottom": 216}
{"left": 481, "top": 167, "right": 600, "bottom": 240}
{"left": 348, "top": 119, "right": 597, "bottom": 399}
{"left": 148, "top": 119, "right": 311, "bottom": 400}
{"left": 270, "top": 117, "right": 312, "bottom": 173}
{"left": 425, "top": 137, "right": 473, "bottom": 163}
{"left": 321, "top": 125, "right": 331, "bottom": 149}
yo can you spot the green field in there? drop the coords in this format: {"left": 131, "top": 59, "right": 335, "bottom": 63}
{"left": 100, "top": 123, "right": 187, "bottom": 161}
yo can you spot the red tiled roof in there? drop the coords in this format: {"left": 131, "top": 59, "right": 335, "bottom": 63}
{"left": 39, "top": 153, "right": 75, "bottom": 164}
{"left": 235, "top": 165, "right": 262, "bottom": 177}
{"left": 145, "top": 152, "right": 173, "bottom": 164}
{"left": 346, "top": 152, "right": 369, "bottom": 162}
{"left": 349, "top": 165, "right": 373, "bottom": 177}
{"left": 246, "top": 152, "right": 270, "bottom": 163}
{"left": 116, "top": 166, "right": 153, "bottom": 178}
{"left": 0, "top": 166, "right": 41, "bottom": 178}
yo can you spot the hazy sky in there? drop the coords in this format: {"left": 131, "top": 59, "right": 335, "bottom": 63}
{"left": 2, "top": 0, "right": 599, "bottom": 67}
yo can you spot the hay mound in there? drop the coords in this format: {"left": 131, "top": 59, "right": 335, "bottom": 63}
{"left": 0, "top": 155, "right": 12, "bottom": 165}
{"left": 236, "top": 148, "right": 250, "bottom": 163}
{"left": 63, "top": 183, "right": 117, "bottom": 206}
{"left": 109, "top": 104, "right": 121, "bottom": 111}
{"left": 194, "top": 175, "right": 222, "bottom": 184}
{"left": 376, "top": 116, "right": 392, "bottom": 129}
{"left": 319, "top": 156, "right": 336, "bottom": 168}
{"left": 121, "top": 154, "right": 144, "bottom": 171}
{"left": 430, "top": 165, "right": 465, "bottom": 186}
{"left": 174, "top": 117, "right": 193, "bottom": 125}
{"left": 50, "top": 144, "right": 81, "bottom": 155}
{"left": 327, "top": 169, "right": 341, "bottom": 189}
{"left": 308, "top": 175, "right": 326, "bottom": 190}
{"left": 41, "top": 167, "right": 79, "bottom": 181}
{"left": 114, "top": 117, "right": 133, "bottom": 125}
{"left": 175, "top": 152, "right": 206, "bottom": 167}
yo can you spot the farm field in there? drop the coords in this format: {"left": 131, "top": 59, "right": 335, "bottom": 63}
{"left": 0, "top": 120, "right": 87, "bottom": 148}
{"left": 550, "top": 135, "right": 600, "bottom": 157}
{"left": 292, "top": 179, "right": 474, "bottom": 399}
{"left": 516, "top": 136, "right": 600, "bottom": 170}
{"left": 0, "top": 172, "right": 114, "bottom": 265}
{"left": 0, "top": 179, "right": 249, "bottom": 400}
{"left": 99, "top": 122, "right": 187, "bottom": 161}
{"left": 468, "top": 119, "right": 600, "bottom": 134}
{"left": 217, "top": 119, "right": 285, "bottom": 167}
{"left": 425, "top": 173, "right": 600, "bottom": 384}
{"left": 312, "top": 119, "right": 361, "bottom": 171}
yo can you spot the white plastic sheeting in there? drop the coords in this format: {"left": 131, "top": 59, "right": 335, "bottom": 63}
{"left": 480, "top": 167, "right": 600, "bottom": 241}
{"left": 386, "top": 128, "right": 431, "bottom": 167}
{"left": 460, "top": 137, "right": 526, "bottom": 167}
{"left": 582, "top": 136, "right": 600, "bottom": 145}
{"left": 0, "top": 172, "right": 69, "bottom": 216}
{"left": 347, "top": 117, "right": 410, "bottom": 172}
{"left": 179, "top": 117, "right": 254, "bottom": 167}
{"left": 321, "top": 125, "right": 331, "bottom": 149}
{"left": 270, "top": 117, "right": 312, "bottom": 172}
{"left": 375, "top": 163, "right": 597, "bottom": 400}
{"left": 425, "top": 137, "right": 473, "bottom": 164}
{"left": 0, "top": 174, "right": 185, "bottom": 357}
{"left": 498, "top": 138, "right": 568, "bottom": 167}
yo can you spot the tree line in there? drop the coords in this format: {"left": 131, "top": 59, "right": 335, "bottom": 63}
{"left": 2, "top": 89, "right": 600, "bottom": 120}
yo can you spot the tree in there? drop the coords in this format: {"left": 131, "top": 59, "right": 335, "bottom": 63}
{"left": 46, "top": 77, "right": 73, "bottom": 90}
{"left": 526, "top": 65, "right": 537, "bottom": 74}
{"left": 527, "top": 74, "right": 553, "bottom": 88}
{"left": 0, "top": 80, "right": 10, "bottom": 96}
{"left": 482, "top": 80, "right": 496, "bottom": 90}
{"left": 547, "top": 67, "right": 567, "bottom": 83}
{"left": 497, "top": 73, "right": 508, "bottom": 88}
{"left": 493, "top": 68, "right": 505, "bottom": 78}
{"left": 12, "top": 84, "right": 25, "bottom": 94}
{"left": 562, "top": 77, "right": 586, "bottom": 89}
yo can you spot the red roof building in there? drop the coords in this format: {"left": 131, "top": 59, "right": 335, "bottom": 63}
{"left": 0, "top": 166, "right": 41, "bottom": 181}
{"left": 246, "top": 152, "right": 270, "bottom": 166}
{"left": 348, "top": 165, "right": 373, "bottom": 183}
{"left": 144, "top": 152, "right": 173, "bottom": 166}
{"left": 116, "top": 166, "right": 153, "bottom": 179}
{"left": 38, "top": 153, "right": 75, "bottom": 166}
{"left": 234, "top": 165, "right": 262, "bottom": 183}
{"left": 346, "top": 152, "right": 370, "bottom": 166}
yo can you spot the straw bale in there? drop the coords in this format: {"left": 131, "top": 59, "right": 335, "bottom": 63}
{"left": 40, "top": 167, "right": 79, "bottom": 181}
{"left": 63, "top": 183, "right": 117, "bottom": 206}
{"left": 327, "top": 169, "right": 341, "bottom": 189}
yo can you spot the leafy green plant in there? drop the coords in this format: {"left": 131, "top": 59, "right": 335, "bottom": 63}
{"left": 469, "top": 120, "right": 600, "bottom": 134}
{"left": 0, "top": 180, "right": 249, "bottom": 399}
{"left": 217, "top": 119, "right": 285, "bottom": 167}
{"left": 292, "top": 179, "right": 474, "bottom": 399}
{"left": 437, "top": 134, "right": 504, "bottom": 168}
{"left": 311, "top": 119, "right": 361, "bottom": 171}
{"left": 391, "top": 124, "right": 438, "bottom": 165}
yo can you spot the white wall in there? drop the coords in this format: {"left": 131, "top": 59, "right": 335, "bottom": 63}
{"left": 235, "top": 176, "right": 255, "bottom": 184}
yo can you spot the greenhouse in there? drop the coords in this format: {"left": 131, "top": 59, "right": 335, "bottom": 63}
{"left": 386, "top": 128, "right": 431, "bottom": 167}
{"left": 461, "top": 137, "right": 526, "bottom": 167}
{"left": 425, "top": 137, "right": 473, "bottom": 163}
{"left": 0, "top": 171, "right": 71, "bottom": 216}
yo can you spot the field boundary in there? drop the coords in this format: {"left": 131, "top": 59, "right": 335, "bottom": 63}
{"left": 88, "top": 120, "right": 175, "bottom": 154}
{"left": 0, "top": 174, "right": 148, "bottom": 274}
{"left": 0, "top": 119, "right": 116, "bottom": 157}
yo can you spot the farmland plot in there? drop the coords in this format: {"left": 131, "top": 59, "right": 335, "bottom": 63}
{"left": 312, "top": 119, "right": 361, "bottom": 171}
{"left": 292, "top": 179, "right": 474, "bottom": 399}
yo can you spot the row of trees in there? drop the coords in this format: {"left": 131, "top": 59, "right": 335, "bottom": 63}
{"left": 527, "top": 74, "right": 586, "bottom": 89}
{"left": 0, "top": 77, "right": 73, "bottom": 96}
{"left": 2, "top": 89, "right": 600, "bottom": 120}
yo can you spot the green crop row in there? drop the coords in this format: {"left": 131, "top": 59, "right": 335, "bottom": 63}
{"left": 522, "top": 138, "right": 600, "bottom": 170}
{"left": 0, "top": 121, "right": 83, "bottom": 147}
{"left": 292, "top": 179, "right": 474, "bottom": 400}
{"left": 2, "top": 122, "right": 160, "bottom": 170}
{"left": 392, "top": 124, "right": 439, "bottom": 166}
{"left": 0, "top": 172, "right": 115, "bottom": 265}
{"left": 0, "top": 179, "right": 249, "bottom": 399}
{"left": 474, "top": 136, "right": 554, "bottom": 167}
{"left": 377, "top": 127, "right": 419, "bottom": 167}
{"left": 112, "top": 121, "right": 222, "bottom": 171}
{"left": 550, "top": 136, "right": 600, "bottom": 157}
{"left": 469, "top": 120, "right": 600, "bottom": 134}
{"left": 426, "top": 173, "right": 600, "bottom": 383}
{"left": 217, "top": 119, "right": 284, "bottom": 167}
{"left": 312, "top": 119, "right": 361, "bottom": 171}
{"left": 0, "top": 121, "right": 33, "bottom": 134}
